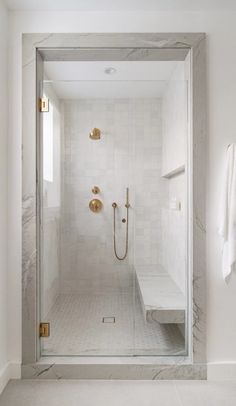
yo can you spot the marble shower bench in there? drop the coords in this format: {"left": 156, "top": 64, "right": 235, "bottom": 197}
{"left": 135, "top": 266, "right": 186, "bottom": 324}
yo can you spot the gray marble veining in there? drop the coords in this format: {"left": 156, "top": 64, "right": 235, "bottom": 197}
{"left": 23, "top": 33, "right": 205, "bottom": 65}
{"left": 21, "top": 362, "right": 206, "bottom": 380}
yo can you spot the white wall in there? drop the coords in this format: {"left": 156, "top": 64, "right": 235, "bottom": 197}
{"left": 0, "top": 0, "right": 9, "bottom": 391}
{"left": 7, "top": 10, "right": 236, "bottom": 369}
{"left": 0, "top": 0, "right": 20, "bottom": 393}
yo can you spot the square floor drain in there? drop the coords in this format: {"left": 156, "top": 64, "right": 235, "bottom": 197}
{"left": 102, "top": 317, "right": 116, "bottom": 323}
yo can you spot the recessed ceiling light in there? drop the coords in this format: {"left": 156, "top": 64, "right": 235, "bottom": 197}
{"left": 104, "top": 67, "right": 117, "bottom": 75}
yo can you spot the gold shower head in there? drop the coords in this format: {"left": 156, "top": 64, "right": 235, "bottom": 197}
{"left": 89, "top": 128, "right": 101, "bottom": 140}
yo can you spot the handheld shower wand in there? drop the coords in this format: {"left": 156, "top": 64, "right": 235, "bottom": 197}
{"left": 112, "top": 188, "right": 129, "bottom": 261}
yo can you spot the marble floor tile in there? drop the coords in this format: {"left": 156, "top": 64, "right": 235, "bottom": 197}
{"left": 175, "top": 380, "right": 236, "bottom": 406}
{"left": 41, "top": 293, "right": 184, "bottom": 356}
{"left": 0, "top": 380, "right": 181, "bottom": 406}
{"left": 1, "top": 380, "right": 236, "bottom": 406}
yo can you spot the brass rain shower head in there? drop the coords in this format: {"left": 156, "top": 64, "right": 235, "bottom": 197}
{"left": 89, "top": 128, "right": 101, "bottom": 140}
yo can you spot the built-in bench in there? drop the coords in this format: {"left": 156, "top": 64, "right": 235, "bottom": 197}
{"left": 135, "top": 266, "right": 186, "bottom": 324}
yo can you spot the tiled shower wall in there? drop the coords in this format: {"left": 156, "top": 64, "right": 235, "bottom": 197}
{"left": 161, "top": 64, "right": 187, "bottom": 294}
{"left": 60, "top": 98, "right": 166, "bottom": 295}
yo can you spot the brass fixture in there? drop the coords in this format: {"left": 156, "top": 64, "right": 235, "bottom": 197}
{"left": 125, "top": 188, "right": 130, "bottom": 208}
{"left": 92, "top": 186, "right": 100, "bottom": 195}
{"left": 112, "top": 188, "right": 130, "bottom": 261}
{"left": 39, "top": 97, "right": 49, "bottom": 112}
{"left": 102, "top": 317, "right": 116, "bottom": 323}
{"left": 89, "top": 128, "right": 101, "bottom": 140}
{"left": 89, "top": 198, "right": 103, "bottom": 213}
{"left": 39, "top": 322, "right": 50, "bottom": 337}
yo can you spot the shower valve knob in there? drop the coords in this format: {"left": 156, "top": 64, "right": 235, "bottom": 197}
{"left": 89, "top": 199, "right": 103, "bottom": 213}
{"left": 92, "top": 186, "right": 100, "bottom": 194}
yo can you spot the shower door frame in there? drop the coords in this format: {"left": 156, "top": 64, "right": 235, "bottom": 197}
{"left": 22, "top": 33, "right": 206, "bottom": 379}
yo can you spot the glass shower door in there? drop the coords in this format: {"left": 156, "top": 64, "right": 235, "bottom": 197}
{"left": 39, "top": 74, "right": 189, "bottom": 357}
{"left": 39, "top": 80, "right": 137, "bottom": 356}
{"left": 39, "top": 82, "right": 62, "bottom": 355}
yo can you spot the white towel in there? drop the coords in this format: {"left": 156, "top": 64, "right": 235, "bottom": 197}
{"left": 218, "top": 143, "right": 236, "bottom": 281}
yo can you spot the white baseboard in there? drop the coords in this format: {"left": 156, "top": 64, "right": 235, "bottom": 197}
{"left": 208, "top": 362, "right": 236, "bottom": 380}
{"left": 0, "top": 362, "right": 21, "bottom": 394}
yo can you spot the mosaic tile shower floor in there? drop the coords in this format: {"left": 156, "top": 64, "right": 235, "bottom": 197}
{"left": 42, "top": 292, "right": 185, "bottom": 356}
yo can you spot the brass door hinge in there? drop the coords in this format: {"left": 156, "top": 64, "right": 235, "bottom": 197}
{"left": 39, "top": 97, "right": 49, "bottom": 112}
{"left": 39, "top": 322, "right": 50, "bottom": 337}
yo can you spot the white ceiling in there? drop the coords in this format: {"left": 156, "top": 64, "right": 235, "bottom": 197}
{"left": 45, "top": 81, "right": 168, "bottom": 99}
{"left": 44, "top": 60, "right": 182, "bottom": 99}
{"left": 5, "top": 0, "right": 236, "bottom": 11}
{"left": 44, "top": 61, "right": 179, "bottom": 82}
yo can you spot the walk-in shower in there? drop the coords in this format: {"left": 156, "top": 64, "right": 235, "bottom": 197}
{"left": 22, "top": 33, "right": 206, "bottom": 379}
{"left": 39, "top": 59, "right": 189, "bottom": 357}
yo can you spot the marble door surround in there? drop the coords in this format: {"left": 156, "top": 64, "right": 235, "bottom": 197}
{"left": 22, "top": 33, "right": 206, "bottom": 379}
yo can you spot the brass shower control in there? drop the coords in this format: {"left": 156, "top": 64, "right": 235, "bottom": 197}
{"left": 89, "top": 128, "right": 101, "bottom": 140}
{"left": 89, "top": 199, "right": 103, "bottom": 213}
{"left": 92, "top": 186, "right": 100, "bottom": 195}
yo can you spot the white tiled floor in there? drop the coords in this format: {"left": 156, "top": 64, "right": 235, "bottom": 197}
{"left": 42, "top": 292, "right": 185, "bottom": 356}
{"left": 1, "top": 380, "right": 236, "bottom": 406}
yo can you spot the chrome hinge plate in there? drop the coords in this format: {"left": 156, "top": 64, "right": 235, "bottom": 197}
{"left": 39, "top": 97, "right": 49, "bottom": 112}
{"left": 39, "top": 322, "right": 50, "bottom": 337}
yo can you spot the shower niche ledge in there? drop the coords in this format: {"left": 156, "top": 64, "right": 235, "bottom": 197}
{"left": 135, "top": 266, "right": 186, "bottom": 324}
{"left": 162, "top": 165, "right": 185, "bottom": 179}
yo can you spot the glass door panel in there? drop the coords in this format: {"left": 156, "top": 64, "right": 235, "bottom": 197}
{"left": 39, "top": 72, "right": 189, "bottom": 357}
